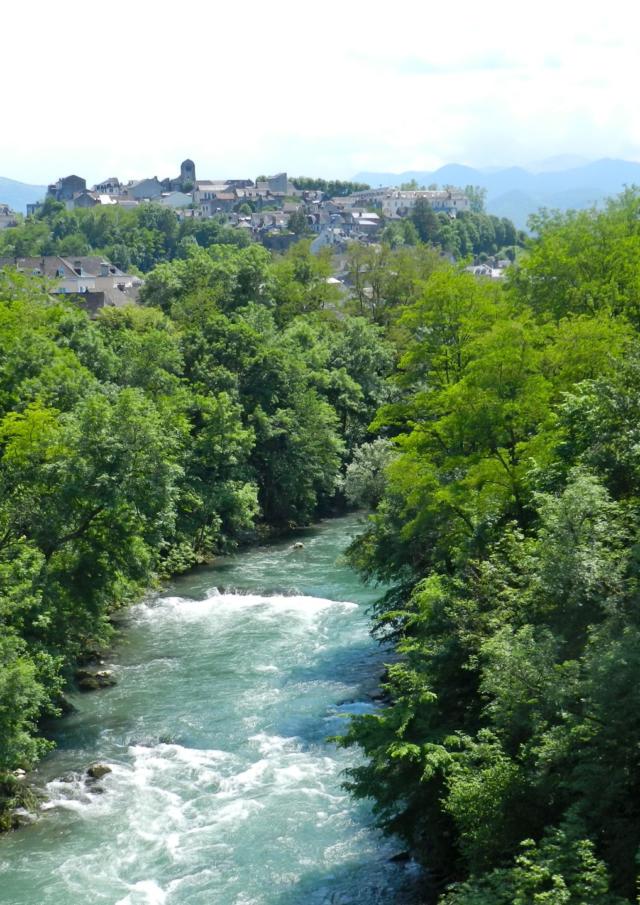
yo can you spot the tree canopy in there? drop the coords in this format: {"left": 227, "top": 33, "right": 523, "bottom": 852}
{"left": 339, "top": 190, "right": 640, "bottom": 902}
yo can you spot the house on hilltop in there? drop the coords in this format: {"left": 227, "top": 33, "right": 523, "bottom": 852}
{"left": 71, "top": 191, "right": 121, "bottom": 210}
{"left": 123, "top": 177, "right": 163, "bottom": 201}
{"left": 194, "top": 181, "right": 237, "bottom": 215}
{"left": 47, "top": 174, "right": 87, "bottom": 202}
{"left": 72, "top": 191, "right": 101, "bottom": 209}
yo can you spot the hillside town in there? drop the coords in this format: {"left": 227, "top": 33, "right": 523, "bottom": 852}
{"left": 0, "top": 161, "right": 516, "bottom": 313}
{"left": 8, "top": 158, "right": 471, "bottom": 250}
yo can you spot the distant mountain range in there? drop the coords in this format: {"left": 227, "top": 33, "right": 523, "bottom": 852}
{"left": 353, "top": 158, "right": 640, "bottom": 228}
{"left": 0, "top": 177, "right": 46, "bottom": 214}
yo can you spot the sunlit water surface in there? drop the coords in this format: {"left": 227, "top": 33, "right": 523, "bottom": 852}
{"left": 0, "top": 515, "right": 419, "bottom": 904}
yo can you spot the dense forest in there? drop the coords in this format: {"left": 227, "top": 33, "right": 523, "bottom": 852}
{"left": 340, "top": 190, "right": 640, "bottom": 902}
{"left": 3, "top": 188, "right": 640, "bottom": 903}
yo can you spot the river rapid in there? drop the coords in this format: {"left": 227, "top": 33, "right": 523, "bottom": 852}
{"left": 0, "top": 515, "right": 419, "bottom": 905}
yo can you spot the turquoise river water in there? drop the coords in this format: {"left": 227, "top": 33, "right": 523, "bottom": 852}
{"left": 0, "top": 515, "right": 420, "bottom": 905}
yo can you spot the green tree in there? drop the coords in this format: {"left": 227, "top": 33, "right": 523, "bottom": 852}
{"left": 411, "top": 198, "right": 439, "bottom": 243}
{"left": 288, "top": 209, "right": 309, "bottom": 236}
{"left": 464, "top": 185, "right": 487, "bottom": 213}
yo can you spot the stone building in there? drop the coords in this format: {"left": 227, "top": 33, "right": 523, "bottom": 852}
{"left": 0, "top": 203, "right": 18, "bottom": 229}
{"left": 47, "top": 175, "right": 87, "bottom": 202}
{"left": 123, "top": 177, "right": 163, "bottom": 200}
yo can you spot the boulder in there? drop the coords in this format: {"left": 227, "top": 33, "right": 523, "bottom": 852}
{"left": 292, "top": 542, "right": 304, "bottom": 550}
{"left": 86, "top": 763, "right": 112, "bottom": 780}
{"left": 76, "top": 669, "right": 116, "bottom": 691}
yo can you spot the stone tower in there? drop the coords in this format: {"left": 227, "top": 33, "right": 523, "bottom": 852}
{"left": 180, "top": 159, "right": 196, "bottom": 189}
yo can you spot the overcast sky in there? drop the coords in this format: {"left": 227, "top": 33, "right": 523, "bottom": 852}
{"left": 3, "top": 0, "right": 639, "bottom": 184}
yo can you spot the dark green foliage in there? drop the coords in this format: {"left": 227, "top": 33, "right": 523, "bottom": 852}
{"left": 287, "top": 209, "right": 309, "bottom": 236}
{"left": 408, "top": 202, "right": 521, "bottom": 258}
{"left": 0, "top": 243, "right": 396, "bottom": 817}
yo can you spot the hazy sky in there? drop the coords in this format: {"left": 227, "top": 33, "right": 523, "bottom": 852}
{"left": 4, "top": 0, "right": 639, "bottom": 183}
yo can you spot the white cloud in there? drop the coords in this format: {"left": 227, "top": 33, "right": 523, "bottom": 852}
{"left": 2, "top": 0, "right": 640, "bottom": 182}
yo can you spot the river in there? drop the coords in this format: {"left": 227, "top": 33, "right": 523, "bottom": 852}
{"left": 0, "top": 515, "right": 419, "bottom": 905}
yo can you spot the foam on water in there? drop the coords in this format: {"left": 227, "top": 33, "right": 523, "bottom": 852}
{"left": 134, "top": 591, "right": 358, "bottom": 627}
{"left": 115, "top": 880, "right": 167, "bottom": 905}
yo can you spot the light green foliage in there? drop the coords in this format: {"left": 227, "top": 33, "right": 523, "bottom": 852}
{"left": 343, "top": 439, "right": 396, "bottom": 507}
{"left": 444, "top": 731, "right": 525, "bottom": 871}
{"left": 442, "top": 823, "right": 625, "bottom": 905}
{"left": 382, "top": 221, "right": 415, "bottom": 249}
{"left": 281, "top": 314, "right": 394, "bottom": 447}
{"left": 341, "top": 192, "right": 640, "bottom": 903}
{"left": 510, "top": 190, "right": 640, "bottom": 324}
{"left": 140, "top": 244, "right": 273, "bottom": 313}
{"left": 287, "top": 209, "right": 308, "bottom": 236}
{"left": 0, "top": 635, "right": 54, "bottom": 771}
{"left": 290, "top": 177, "right": 371, "bottom": 196}
{"left": 464, "top": 185, "right": 487, "bottom": 214}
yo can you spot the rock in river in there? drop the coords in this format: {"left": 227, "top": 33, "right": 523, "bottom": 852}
{"left": 86, "top": 764, "right": 112, "bottom": 780}
{"left": 76, "top": 669, "right": 117, "bottom": 691}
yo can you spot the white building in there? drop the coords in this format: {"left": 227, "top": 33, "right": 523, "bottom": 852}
{"left": 344, "top": 188, "right": 470, "bottom": 217}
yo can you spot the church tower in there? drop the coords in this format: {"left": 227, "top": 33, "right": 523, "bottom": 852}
{"left": 180, "top": 159, "right": 196, "bottom": 190}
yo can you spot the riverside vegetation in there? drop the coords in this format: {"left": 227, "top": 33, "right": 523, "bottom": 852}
{"left": 2, "top": 190, "right": 640, "bottom": 902}
{"left": 0, "top": 239, "right": 395, "bottom": 827}
{"left": 340, "top": 190, "right": 640, "bottom": 902}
